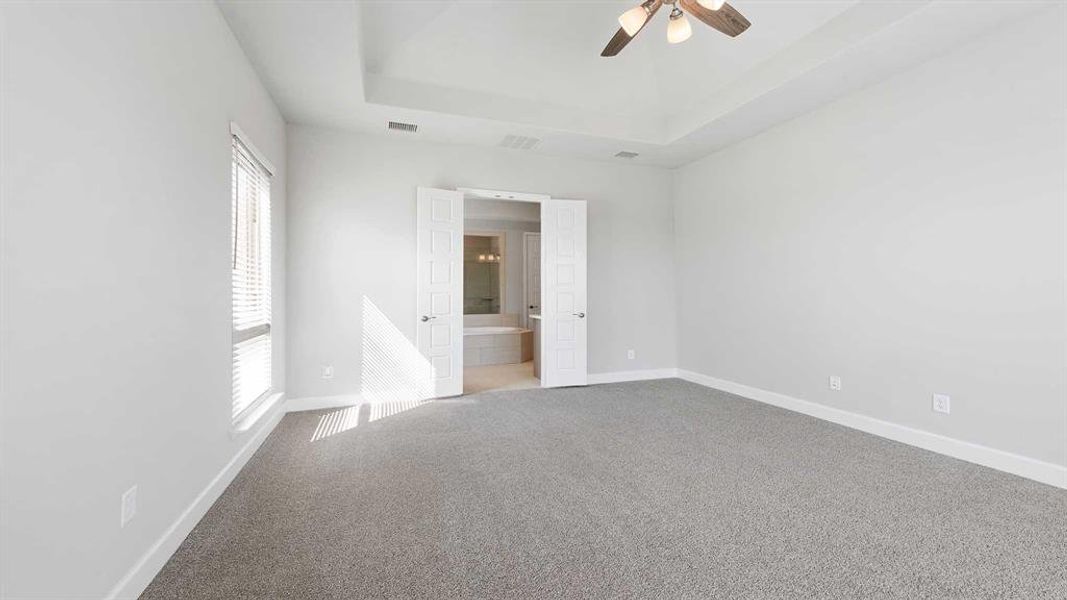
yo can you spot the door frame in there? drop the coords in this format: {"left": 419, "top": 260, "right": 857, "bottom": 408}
{"left": 456, "top": 188, "right": 548, "bottom": 389}
{"left": 521, "top": 231, "right": 541, "bottom": 330}
{"left": 444, "top": 188, "right": 588, "bottom": 391}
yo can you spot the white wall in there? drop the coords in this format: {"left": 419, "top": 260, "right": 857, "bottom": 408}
{"left": 674, "top": 9, "right": 1066, "bottom": 468}
{"left": 287, "top": 125, "right": 676, "bottom": 399}
{"left": 465, "top": 197, "right": 541, "bottom": 222}
{"left": 465, "top": 217, "right": 540, "bottom": 320}
{"left": 0, "top": 3, "right": 286, "bottom": 598}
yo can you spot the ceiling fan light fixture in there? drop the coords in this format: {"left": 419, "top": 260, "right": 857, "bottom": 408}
{"left": 601, "top": 0, "right": 750, "bottom": 57}
{"left": 667, "top": 8, "right": 692, "bottom": 44}
{"left": 618, "top": 2, "right": 653, "bottom": 37}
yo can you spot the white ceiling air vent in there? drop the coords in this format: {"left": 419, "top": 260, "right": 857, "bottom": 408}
{"left": 499, "top": 134, "right": 541, "bottom": 150}
{"left": 614, "top": 151, "right": 639, "bottom": 159}
{"left": 387, "top": 121, "right": 418, "bottom": 133}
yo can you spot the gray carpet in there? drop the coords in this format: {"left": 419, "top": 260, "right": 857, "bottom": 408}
{"left": 142, "top": 379, "right": 1067, "bottom": 599}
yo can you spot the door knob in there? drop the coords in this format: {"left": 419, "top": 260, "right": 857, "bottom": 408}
{"left": 573, "top": 312, "right": 585, "bottom": 318}
{"left": 421, "top": 315, "right": 437, "bottom": 322}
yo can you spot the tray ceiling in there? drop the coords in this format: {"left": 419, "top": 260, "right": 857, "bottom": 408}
{"left": 219, "top": 0, "right": 1054, "bottom": 167}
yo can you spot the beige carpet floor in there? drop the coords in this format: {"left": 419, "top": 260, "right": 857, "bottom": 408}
{"left": 141, "top": 379, "right": 1067, "bottom": 599}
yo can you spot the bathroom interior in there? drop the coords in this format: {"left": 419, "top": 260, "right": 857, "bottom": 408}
{"left": 463, "top": 197, "right": 541, "bottom": 394}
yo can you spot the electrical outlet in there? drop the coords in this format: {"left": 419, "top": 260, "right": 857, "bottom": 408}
{"left": 932, "top": 393, "right": 951, "bottom": 414}
{"left": 121, "top": 485, "right": 137, "bottom": 528}
{"left": 829, "top": 375, "right": 842, "bottom": 391}
{"left": 627, "top": 349, "right": 635, "bottom": 360}
{"left": 321, "top": 365, "right": 334, "bottom": 380}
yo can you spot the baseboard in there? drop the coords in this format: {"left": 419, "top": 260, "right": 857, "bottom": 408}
{"left": 286, "top": 393, "right": 364, "bottom": 412}
{"left": 588, "top": 368, "right": 679, "bottom": 385}
{"left": 677, "top": 369, "right": 1067, "bottom": 490}
{"left": 105, "top": 397, "right": 287, "bottom": 599}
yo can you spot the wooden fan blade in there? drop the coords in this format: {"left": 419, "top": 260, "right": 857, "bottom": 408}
{"left": 601, "top": 0, "right": 662, "bottom": 57}
{"left": 601, "top": 28, "right": 634, "bottom": 57}
{"left": 679, "top": 0, "right": 750, "bottom": 37}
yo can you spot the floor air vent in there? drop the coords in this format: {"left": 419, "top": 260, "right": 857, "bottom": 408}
{"left": 387, "top": 121, "right": 418, "bottom": 133}
{"left": 499, "top": 135, "right": 541, "bottom": 150}
{"left": 614, "top": 151, "right": 639, "bottom": 159}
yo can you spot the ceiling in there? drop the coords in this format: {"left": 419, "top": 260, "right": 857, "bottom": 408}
{"left": 218, "top": 0, "right": 1052, "bottom": 168}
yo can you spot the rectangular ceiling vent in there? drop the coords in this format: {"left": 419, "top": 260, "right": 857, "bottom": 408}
{"left": 387, "top": 121, "right": 418, "bottom": 133}
{"left": 499, "top": 134, "right": 541, "bottom": 150}
{"left": 614, "top": 151, "right": 639, "bottom": 159}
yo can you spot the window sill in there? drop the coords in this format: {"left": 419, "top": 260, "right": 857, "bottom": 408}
{"left": 230, "top": 391, "right": 284, "bottom": 438}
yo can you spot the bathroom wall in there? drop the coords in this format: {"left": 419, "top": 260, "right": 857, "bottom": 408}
{"left": 465, "top": 215, "right": 541, "bottom": 320}
{"left": 463, "top": 234, "right": 503, "bottom": 314}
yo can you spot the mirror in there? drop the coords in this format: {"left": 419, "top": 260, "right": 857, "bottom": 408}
{"left": 464, "top": 234, "right": 504, "bottom": 314}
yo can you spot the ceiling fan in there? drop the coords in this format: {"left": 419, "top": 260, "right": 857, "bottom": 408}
{"left": 602, "top": 0, "right": 750, "bottom": 56}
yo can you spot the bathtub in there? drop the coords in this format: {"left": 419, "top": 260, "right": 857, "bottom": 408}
{"left": 464, "top": 326, "right": 534, "bottom": 366}
{"left": 464, "top": 326, "right": 527, "bottom": 335}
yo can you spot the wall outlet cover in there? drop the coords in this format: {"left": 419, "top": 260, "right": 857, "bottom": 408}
{"left": 627, "top": 349, "right": 635, "bottom": 360}
{"left": 932, "top": 393, "right": 951, "bottom": 414}
{"left": 121, "top": 485, "right": 137, "bottom": 528}
{"left": 321, "top": 365, "right": 334, "bottom": 379}
{"left": 829, "top": 375, "right": 842, "bottom": 391}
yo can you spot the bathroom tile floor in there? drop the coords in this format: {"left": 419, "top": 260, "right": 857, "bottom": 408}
{"left": 463, "top": 360, "right": 539, "bottom": 394}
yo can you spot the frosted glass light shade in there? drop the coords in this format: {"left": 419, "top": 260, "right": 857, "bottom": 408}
{"left": 618, "top": 4, "right": 649, "bottom": 36}
{"left": 667, "top": 12, "right": 692, "bottom": 44}
{"left": 698, "top": 0, "right": 726, "bottom": 10}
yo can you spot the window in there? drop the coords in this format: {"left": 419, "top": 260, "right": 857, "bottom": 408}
{"left": 231, "top": 131, "right": 272, "bottom": 422}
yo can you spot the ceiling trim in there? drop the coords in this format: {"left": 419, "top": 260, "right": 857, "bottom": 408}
{"left": 458, "top": 188, "right": 550, "bottom": 203}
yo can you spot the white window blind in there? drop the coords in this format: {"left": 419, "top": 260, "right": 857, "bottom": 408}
{"left": 231, "top": 135, "right": 272, "bottom": 421}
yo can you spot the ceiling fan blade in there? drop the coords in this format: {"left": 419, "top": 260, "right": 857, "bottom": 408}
{"left": 601, "top": 0, "right": 662, "bottom": 57}
{"left": 678, "top": 0, "right": 750, "bottom": 37}
{"left": 601, "top": 28, "right": 634, "bottom": 57}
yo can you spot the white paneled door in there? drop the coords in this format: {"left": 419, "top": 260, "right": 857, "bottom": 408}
{"left": 416, "top": 187, "right": 464, "bottom": 397}
{"left": 541, "top": 199, "right": 587, "bottom": 388}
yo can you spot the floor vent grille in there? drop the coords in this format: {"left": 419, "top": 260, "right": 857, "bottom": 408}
{"left": 614, "top": 151, "right": 639, "bottom": 159}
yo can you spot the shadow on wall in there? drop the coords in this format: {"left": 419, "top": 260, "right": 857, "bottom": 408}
{"left": 311, "top": 296, "right": 436, "bottom": 441}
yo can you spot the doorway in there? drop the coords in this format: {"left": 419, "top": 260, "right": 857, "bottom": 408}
{"left": 415, "top": 187, "right": 588, "bottom": 398}
{"left": 461, "top": 199, "right": 541, "bottom": 394}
